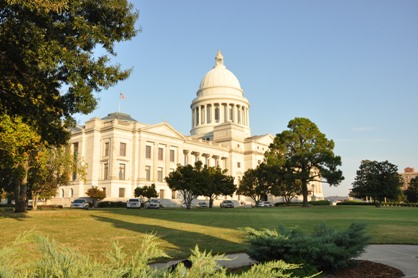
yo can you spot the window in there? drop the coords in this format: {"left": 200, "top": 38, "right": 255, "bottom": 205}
{"left": 158, "top": 147, "right": 164, "bottom": 161}
{"left": 159, "top": 189, "right": 165, "bottom": 199}
{"left": 145, "top": 145, "right": 152, "bottom": 159}
{"left": 102, "top": 187, "right": 106, "bottom": 196}
{"left": 104, "top": 142, "right": 109, "bottom": 156}
{"left": 215, "top": 106, "right": 220, "bottom": 123}
{"left": 119, "top": 188, "right": 125, "bottom": 198}
{"left": 104, "top": 162, "right": 109, "bottom": 180}
{"left": 119, "top": 163, "right": 126, "bottom": 180}
{"left": 170, "top": 149, "right": 175, "bottom": 162}
{"left": 61, "top": 189, "right": 64, "bottom": 198}
{"left": 145, "top": 165, "right": 151, "bottom": 181}
{"left": 70, "top": 188, "right": 73, "bottom": 197}
{"left": 157, "top": 167, "right": 163, "bottom": 182}
{"left": 184, "top": 152, "right": 189, "bottom": 165}
{"left": 237, "top": 162, "right": 241, "bottom": 168}
{"left": 120, "top": 142, "right": 126, "bottom": 156}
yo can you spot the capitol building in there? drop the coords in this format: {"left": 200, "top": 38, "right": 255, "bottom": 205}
{"left": 53, "top": 51, "right": 323, "bottom": 207}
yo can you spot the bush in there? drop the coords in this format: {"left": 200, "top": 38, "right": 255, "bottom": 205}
{"left": 308, "top": 200, "right": 330, "bottom": 206}
{"left": 98, "top": 201, "right": 126, "bottom": 208}
{"left": 243, "top": 222, "right": 370, "bottom": 273}
{"left": 0, "top": 232, "right": 305, "bottom": 278}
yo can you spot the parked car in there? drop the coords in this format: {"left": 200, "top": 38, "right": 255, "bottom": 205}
{"left": 126, "top": 198, "right": 143, "bottom": 209}
{"left": 220, "top": 200, "right": 234, "bottom": 208}
{"left": 196, "top": 201, "right": 208, "bottom": 208}
{"left": 145, "top": 199, "right": 160, "bottom": 209}
{"left": 256, "top": 201, "right": 273, "bottom": 207}
{"left": 70, "top": 198, "right": 92, "bottom": 209}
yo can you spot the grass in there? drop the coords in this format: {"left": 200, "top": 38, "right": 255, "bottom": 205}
{"left": 1, "top": 206, "right": 417, "bottom": 262}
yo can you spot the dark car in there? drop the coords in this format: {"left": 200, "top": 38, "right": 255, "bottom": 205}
{"left": 220, "top": 200, "right": 234, "bottom": 208}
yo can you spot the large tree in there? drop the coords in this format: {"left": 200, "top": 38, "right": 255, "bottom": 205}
{"left": 166, "top": 162, "right": 205, "bottom": 210}
{"left": 201, "top": 166, "right": 236, "bottom": 208}
{"left": 134, "top": 184, "right": 158, "bottom": 200}
{"left": 237, "top": 164, "right": 272, "bottom": 205}
{"left": 351, "top": 160, "right": 403, "bottom": 206}
{"left": 265, "top": 117, "right": 344, "bottom": 207}
{"left": 0, "top": 0, "right": 138, "bottom": 211}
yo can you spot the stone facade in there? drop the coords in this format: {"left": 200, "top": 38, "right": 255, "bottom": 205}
{"left": 52, "top": 51, "right": 323, "bottom": 207}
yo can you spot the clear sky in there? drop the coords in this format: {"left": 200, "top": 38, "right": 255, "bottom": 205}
{"left": 75, "top": 0, "right": 418, "bottom": 197}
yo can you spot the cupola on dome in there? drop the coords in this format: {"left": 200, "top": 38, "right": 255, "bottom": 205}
{"left": 198, "top": 50, "right": 242, "bottom": 95}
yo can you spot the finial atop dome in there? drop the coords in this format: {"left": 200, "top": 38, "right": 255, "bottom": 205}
{"left": 215, "top": 50, "right": 224, "bottom": 66}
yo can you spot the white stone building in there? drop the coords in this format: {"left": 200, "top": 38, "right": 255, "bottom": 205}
{"left": 53, "top": 51, "right": 323, "bottom": 207}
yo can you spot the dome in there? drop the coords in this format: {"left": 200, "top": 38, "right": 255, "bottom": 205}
{"left": 198, "top": 50, "right": 242, "bottom": 94}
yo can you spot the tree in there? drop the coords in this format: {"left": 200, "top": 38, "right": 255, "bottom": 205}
{"left": 86, "top": 186, "right": 106, "bottom": 208}
{"left": 0, "top": 1, "right": 138, "bottom": 211}
{"left": 270, "top": 168, "right": 302, "bottom": 205}
{"left": 27, "top": 145, "right": 87, "bottom": 210}
{"left": 237, "top": 165, "right": 271, "bottom": 205}
{"left": 405, "top": 177, "right": 418, "bottom": 203}
{"left": 351, "top": 160, "right": 403, "bottom": 206}
{"left": 0, "top": 114, "right": 41, "bottom": 212}
{"left": 201, "top": 166, "right": 236, "bottom": 208}
{"left": 1, "top": 0, "right": 138, "bottom": 146}
{"left": 134, "top": 184, "right": 158, "bottom": 200}
{"left": 166, "top": 162, "right": 205, "bottom": 210}
{"left": 265, "top": 117, "right": 344, "bottom": 207}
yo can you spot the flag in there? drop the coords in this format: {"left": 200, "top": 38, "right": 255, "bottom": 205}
{"left": 120, "top": 92, "right": 126, "bottom": 100}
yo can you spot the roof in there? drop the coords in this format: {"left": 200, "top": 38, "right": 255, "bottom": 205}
{"left": 101, "top": 112, "right": 137, "bottom": 122}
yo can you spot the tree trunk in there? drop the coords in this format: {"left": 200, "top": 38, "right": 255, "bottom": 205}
{"left": 33, "top": 194, "right": 39, "bottom": 210}
{"left": 209, "top": 198, "right": 213, "bottom": 208}
{"left": 301, "top": 180, "right": 309, "bottom": 207}
{"left": 14, "top": 160, "right": 29, "bottom": 213}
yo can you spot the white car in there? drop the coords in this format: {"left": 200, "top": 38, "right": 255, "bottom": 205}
{"left": 70, "top": 199, "right": 91, "bottom": 209}
{"left": 256, "top": 201, "right": 273, "bottom": 207}
{"left": 145, "top": 199, "right": 160, "bottom": 209}
{"left": 126, "top": 198, "right": 143, "bottom": 209}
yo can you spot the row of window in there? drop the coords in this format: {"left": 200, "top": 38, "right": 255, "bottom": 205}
{"left": 104, "top": 142, "right": 127, "bottom": 157}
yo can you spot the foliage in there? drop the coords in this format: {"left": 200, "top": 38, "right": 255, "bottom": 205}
{"left": 86, "top": 186, "right": 106, "bottom": 207}
{"left": 200, "top": 166, "right": 236, "bottom": 208}
{"left": 98, "top": 201, "right": 127, "bottom": 208}
{"left": 237, "top": 164, "right": 271, "bottom": 204}
{"left": 0, "top": 114, "right": 42, "bottom": 212}
{"left": 165, "top": 161, "right": 206, "bottom": 209}
{"left": 134, "top": 184, "right": 158, "bottom": 200}
{"left": 27, "top": 145, "right": 87, "bottom": 209}
{"left": 351, "top": 160, "right": 403, "bottom": 205}
{"left": 243, "top": 222, "right": 370, "bottom": 274}
{"left": 308, "top": 200, "right": 331, "bottom": 206}
{"left": 0, "top": 231, "right": 304, "bottom": 278}
{"left": 0, "top": 0, "right": 139, "bottom": 146}
{"left": 405, "top": 177, "right": 418, "bottom": 203}
{"left": 265, "top": 117, "right": 344, "bottom": 206}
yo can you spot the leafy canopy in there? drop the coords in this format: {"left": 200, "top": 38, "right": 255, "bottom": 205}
{"left": 0, "top": 0, "right": 138, "bottom": 145}
{"left": 265, "top": 117, "right": 344, "bottom": 206}
{"left": 351, "top": 160, "right": 403, "bottom": 204}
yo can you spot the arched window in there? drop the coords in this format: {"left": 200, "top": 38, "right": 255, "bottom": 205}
{"left": 70, "top": 188, "right": 74, "bottom": 197}
{"left": 61, "top": 189, "right": 65, "bottom": 198}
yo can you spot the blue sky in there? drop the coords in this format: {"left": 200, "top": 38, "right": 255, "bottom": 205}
{"left": 75, "top": 0, "right": 418, "bottom": 197}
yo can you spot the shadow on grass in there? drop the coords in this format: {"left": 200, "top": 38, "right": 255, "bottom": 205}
{"left": 0, "top": 208, "right": 30, "bottom": 220}
{"left": 92, "top": 214, "right": 245, "bottom": 258}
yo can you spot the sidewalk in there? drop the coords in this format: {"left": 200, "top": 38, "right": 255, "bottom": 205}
{"left": 152, "top": 245, "right": 418, "bottom": 277}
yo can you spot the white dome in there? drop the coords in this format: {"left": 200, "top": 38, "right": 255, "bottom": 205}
{"left": 197, "top": 50, "right": 242, "bottom": 96}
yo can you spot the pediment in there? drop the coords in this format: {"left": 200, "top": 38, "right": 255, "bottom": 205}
{"left": 141, "top": 122, "right": 186, "bottom": 139}
{"left": 246, "top": 134, "right": 274, "bottom": 145}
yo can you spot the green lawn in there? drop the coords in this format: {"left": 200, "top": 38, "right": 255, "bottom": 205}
{"left": 1, "top": 206, "right": 417, "bottom": 261}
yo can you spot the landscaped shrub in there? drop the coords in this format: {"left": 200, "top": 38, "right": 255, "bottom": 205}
{"left": 243, "top": 222, "right": 370, "bottom": 274}
{"left": 98, "top": 201, "right": 126, "bottom": 208}
{"left": 0, "top": 231, "right": 305, "bottom": 278}
{"left": 308, "top": 200, "right": 330, "bottom": 206}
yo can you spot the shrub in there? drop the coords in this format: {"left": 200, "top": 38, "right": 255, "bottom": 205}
{"left": 243, "top": 222, "right": 370, "bottom": 273}
{"left": 0, "top": 231, "right": 305, "bottom": 278}
{"left": 98, "top": 201, "right": 126, "bottom": 208}
{"left": 308, "top": 200, "right": 330, "bottom": 206}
